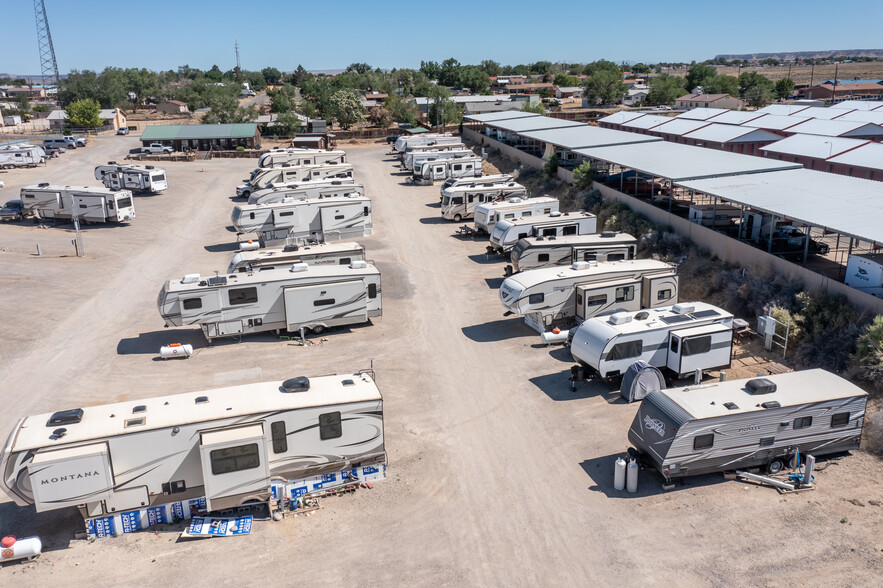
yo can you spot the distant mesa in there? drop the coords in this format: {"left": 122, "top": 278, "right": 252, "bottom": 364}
{"left": 714, "top": 49, "right": 883, "bottom": 61}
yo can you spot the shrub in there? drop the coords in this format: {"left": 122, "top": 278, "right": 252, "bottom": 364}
{"left": 543, "top": 153, "right": 559, "bottom": 177}
{"left": 854, "top": 315, "right": 883, "bottom": 389}
{"left": 236, "top": 146, "right": 245, "bottom": 151}
{"left": 573, "top": 160, "right": 594, "bottom": 190}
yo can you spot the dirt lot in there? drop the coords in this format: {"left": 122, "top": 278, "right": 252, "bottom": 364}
{"left": 668, "top": 61, "right": 883, "bottom": 87}
{"left": 0, "top": 139, "right": 881, "bottom": 585}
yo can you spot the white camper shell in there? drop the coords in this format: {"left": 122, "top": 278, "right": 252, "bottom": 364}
{"left": 20, "top": 184, "right": 136, "bottom": 223}
{"left": 227, "top": 242, "right": 366, "bottom": 273}
{"left": 247, "top": 182, "right": 362, "bottom": 205}
{"left": 94, "top": 163, "right": 168, "bottom": 193}
{"left": 0, "top": 144, "right": 45, "bottom": 168}
{"left": 440, "top": 181, "right": 527, "bottom": 222}
{"left": 256, "top": 148, "right": 346, "bottom": 169}
{"left": 393, "top": 133, "right": 456, "bottom": 152}
{"left": 232, "top": 194, "right": 372, "bottom": 246}
{"left": 404, "top": 149, "right": 474, "bottom": 173}
{"left": 0, "top": 372, "right": 385, "bottom": 516}
{"left": 844, "top": 253, "right": 883, "bottom": 298}
{"left": 628, "top": 369, "right": 866, "bottom": 481}
{"left": 237, "top": 163, "right": 354, "bottom": 197}
{"left": 570, "top": 302, "right": 734, "bottom": 380}
{"left": 500, "top": 260, "right": 678, "bottom": 333}
{"left": 490, "top": 211, "right": 596, "bottom": 253}
{"left": 473, "top": 196, "right": 560, "bottom": 235}
{"left": 508, "top": 232, "right": 638, "bottom": 274}
{"left": 158, "top": 261, "right": 381, "bottom": 341}
{"left": 414, "top": 155, "right": 483, "bottom": 183}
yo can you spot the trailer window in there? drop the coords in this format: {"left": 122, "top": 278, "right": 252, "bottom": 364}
{"left": 368, "top": 283, "right": 378, "bottom": 299}
{"left": 830, "top": 412, "right": 850, "bottom": 427}
{"left": 615, "top": 286, "right": 634, "bottom": 303}
{"left": 657, "top": 289, "right": 672, "bottom": 301}
{"left": 183, "top": 298, "right": 202, "bottom": 310}
{"left": 314, "top": 298, "right": 335, "bottom": 306}
{"left": 607, "top": 253, "right": 625, "bottom": 262}
{"left": 339, "top": 258, "right": 352, "bottom": 265}
{"left": 583, "top": 252, "right": 597, "bottom": 261}
{"left": 210, "top": 443, "right": 261, "bottom": 474}
{"left": 693, "top": 434, "right": 714, "bottom": 450}
{"left": 319, "top": 411, "right": 342, "bottom": 440}
{"left": 793, "top": 416, "right": 813, "bottom": 429}
{"left": 670, "top": 338, "right": 679, "bottom": 353}
{"left": 504, "top": 213, "right": 514, "bottom": 219}
{"left": 682, "top": 335, "right": 711, "bottom": 356}
{"left": 271, "top": 421, "right": 288, "bottom": 454}
{"left": 279, "top": 211, "right": 294, "bottom": 217}
{"left": 562, "top": 225, "right": 577, "bottom": 236}
{"left": 522, "top": 211, "right": 531, "bottom": 217}
{"left": 538, "top": 254, "right": 550, "bottom": 262}
{"left": 229, "top": 287, "right": 258, "bottom": 305}
{"left": 117, "top": 197, "right": 132, "bottom": 209}
{"left": 452, "top": 197, "right": 463, "bottom": 205}
{"left": 606, "top": 340, "right": 642, "bottom": 361}
{"left": 529, "top": 293, "right": 544, "bottom": 304}
{"left": 586, "top": 294, "right": 607, "bottom": 308}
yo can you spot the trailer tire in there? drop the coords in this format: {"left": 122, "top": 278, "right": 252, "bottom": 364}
{"left": 766, "top": 459, "right": 785, "bottom": 475}
{"left": 453, "top": 214, "right": 462, "bottom": 222}
{"left": 310, "top": 325, "right": 325, "bottom": 335}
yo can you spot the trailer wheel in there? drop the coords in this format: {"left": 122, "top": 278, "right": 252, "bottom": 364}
{"left": 310, "top": 325, "right": 325, "bottom": 335}
{"left": 766, "top": 459, "right": 785, "bottom": 475}
{"left": 453, "top": 214, "right": 462, "bottom": 222}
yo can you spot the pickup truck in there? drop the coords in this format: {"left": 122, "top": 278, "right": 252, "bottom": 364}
{"left": 0, "top": 200, "right": 25, "bottom": 222}
{"left": 760, "top": 225, "right": 830, "bottom": 259}
{"left": 63, "top": 135, "right": 87, "bottom": 147}
{"left": 142, "top": 143, "right": 174, "bottom": 154}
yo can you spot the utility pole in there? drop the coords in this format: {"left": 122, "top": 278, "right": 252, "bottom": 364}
{"left": 832, "top": 63, "right": 839, "bottom": 103}
{"left": 234, "top": 39, "right": 242, "bottom": 84}
{"left": 33, "top": 0, "right": 60, "bottom": 86}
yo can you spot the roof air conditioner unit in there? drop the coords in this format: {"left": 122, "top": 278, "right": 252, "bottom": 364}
{"left": 608, "top": 312, "right": 633, "bottom": 325}
{"left": 672, "top": 303, "right": 696, "bottom": 314}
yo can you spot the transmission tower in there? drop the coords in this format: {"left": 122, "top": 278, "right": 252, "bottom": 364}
{"left": 34, "top": 0, "right": 60, "bottom": 86}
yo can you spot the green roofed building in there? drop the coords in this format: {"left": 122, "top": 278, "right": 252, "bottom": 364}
{"left": 139, "top": 123, "right": 260, "bottom": 151}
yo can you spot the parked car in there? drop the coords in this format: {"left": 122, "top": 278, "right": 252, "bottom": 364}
{"left": 0, "top": 200, "right": 25, "bottom": 222}
{"left": 63, "top": 135, "right": 87, "bottom": 147}
{"left": 141, "top": 143, "right": 174, "bottom": 154}
{"left": 44, "top": 144, "right": 66, "bottom": 157}
{"left": 386, "top": 135, "right": 400, "bottom": 144}
{"left": 44, "top": 137, "right": 77, "bottom": 149}
{"left": 117, "top": 127, "right": 130, "bottom": 135}
{"left": 761, "top": 225, "right": 830, "bottom": 259}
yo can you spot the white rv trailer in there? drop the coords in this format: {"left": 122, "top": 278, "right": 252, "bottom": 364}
{"left": 0, "top": 372, "right": 385, "bottom": 518}
{"left": 687, "top": 204, "right": 742, "bottom": 230}
{"left": 628, "top": 369, "right": 867, "bottom": 481}
{"left": 844, "top": 253, "right": 883, "bottom": 298}
{"left": 94, "top": 163, "right": 168, "bottom": 193}
{"left": 490, "top": 211, "right": 597, "bottom": 253}
{"left": 413, "top": 155, "right": 483, "bottom": 183}
{"left": 19, "top": 184, "right": 136, "bottom": 223}
{"left": 473, "top": 196, "right": 560, "bottom": 235}
{"left": 393, "top": 133, "right": 456, "bottom": 152}
{"left": 158, "top": 260, "right": 381, "bottom": 341}
{"left": 227, "top": 242, "right": 366, "bottom": 273}
{"left": 232, "top": 193, "right": 372, "bottom": 246}
{"left": 401, "top": 142, "right": 467, "bottom": 164}
{"left": 248, "top": 181, "right": 362, "bottom": 205}
{"left": 508, "top": 232, "right": 638, "bottom": 275}
{"left": 0, "top": 144, "right": 45, "bottom": 168}
{"left": 440, "top": 181, "right": 527, "bottom": 222}
{"left": 403, "top": 149, "right": 474, "bottom": 173}
{"left": 441, "top": 173, "right": 514, "bottom": 196}
{"left": 500, "top": 260, "right": 678, "bottom": 333}
{"left": 236, "top": 163, "right": 354, "bottom": 197}
{"left": 570, "top": 302, "right": 734, "bottom": 381}
{"left": 256, "top": 148, "right": 346, "bottom": 169}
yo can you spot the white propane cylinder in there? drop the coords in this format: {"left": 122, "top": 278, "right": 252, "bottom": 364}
{"left": 0, "top": 536, "right": 42, "bottom": 562}
{"left": 239, "top": 240, "right": 261, "bottom": 251}
{"left": 613, "top": 457, "right": 627, "bottom": 491}
{"left": 539, "top": 330, "right": 568, "bottom": 345}
{"left": 626, "top": 459, "right": 639, "bottom": 494}
{"left": 160, "top": 343, "right": 193, "bottom": 359}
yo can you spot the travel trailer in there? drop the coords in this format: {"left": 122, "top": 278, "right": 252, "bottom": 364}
{"left": 570, "top": 302, "right": 734, "bottom": 381}
{"left": 227, "top": 242, "right": 366, "bottom": 273}
{"left": 393, "top": 133, "right": 457, "bottom": 152}
{"left": 403, "top": 149, "right": 474, "bottom": 173}
{"left": 256, "top": 148, "right": 346, "bottom": 169}
{"left": 236, "top": 163, "right": 354, "bottom": 197}
{"left": 440, "top": 181, "right": 527, "bottom": 222}
{"left": 158, "top": 260, "right": 381, "bottom": 341}
{"left": 628, "top": 369, "right": 867, "bottom": 481}
{"left": 19, "top": 184, "right": 136, "bottom": 223}
{"left": 413, "top": 155, "right": 482, "bottom": 184}
{"left": 248, "top": 182, "right": 362, "bottom": 205}
{"left": 94, "top": 163, "right": 168, "bottom": 193}
{"left": 844, "top": 254, "right": 883, "bottom": 298}
{"left": 473, "top": 196, "right": 560, "bottom": 235}
{"left": 232, "top": 194, "right": 372, "bottom": 246}
{"left": 500, "top": 260, "right": 678, "bottom": 333}
{"left": 441, "top": 173, "right": 514, "bottom": 196}
{"left": 508, "top": 232, "right": 638, "bottom": 275}
{"left": 0, "top": 144, "right": 45, "bottom": 168}
{"left": 402, "top": 142, "right": 467, "bottom": 159}
{"left": 490, "top": 211, "right": 597, "bottom": 253}
{"left": 687, "top": 204, "right": 741, "bottom": 230}
{"left": 0, "top": 372, "right": 385, "bottom": 518}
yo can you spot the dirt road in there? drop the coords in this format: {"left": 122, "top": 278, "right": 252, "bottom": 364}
{"left": 0, "top": 142, "right": 881, "bottom": 586}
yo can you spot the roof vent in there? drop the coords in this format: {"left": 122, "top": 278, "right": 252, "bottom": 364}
{"left": 47, "top": 408, "right": 84, "bottom": 427}
{"left": 145, "top": 165, "right": 154, "bottom": 170}
{"left": 608, "top": 312, "right": 633, "bottom": 325}
{"left": 38, "top": 182, "right": 49, "bottom": 187}
{"left": 634, "top": 311, "right": 650, "bottom": 320}
{"left": 723, "top": 402, "right": 739, "bottom": 410}
{"left": 108, "top": 161, "right": 116, "bottom": 164}
{"left": 571, "top": 261, "right": 591, "bottom": 271}
{"left": 132, "top": 405, "right": 147, "bottom": 414}
{"left": 349, "top": 260, "right": 368, "bottom": 269}
{"left": 195, "top": 396, "right": 209, "bottom": 404}
{"left": 746, "top": 378, "right": 777, "bottom": 395}
{"left": 181, "top": 273, "right": 200, "bottom": 284}
{"left": 601, "top": 231, "right": 617, "bottom": 238}
{"left": 549, "top": 211, "right": 562, "bottom": 217}
{"left": 290, "top": 262, "right": 309, "bottom": 272}
{"left": 282, "top": 244, "right": 300, "bottom": 252}
{"left": 508, "top": 197, "right": 522, "bottom": 203}
{"left": 761, "top": 401, "right": 781, "bottom": 409}
{"left": 282, "top": 377, "right": 310, "bottom": 393}
{"left": 342, "top": 379, "right": 355, "bottom": 386}
{"left": 671, "top": 303, "right": 696, "bottom": 314}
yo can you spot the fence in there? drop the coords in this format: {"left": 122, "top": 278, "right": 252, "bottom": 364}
{"left": 208, "top": 149, "right": 263, "bottom": 159}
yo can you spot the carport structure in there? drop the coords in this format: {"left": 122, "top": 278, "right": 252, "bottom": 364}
{"left": 517, "top": 124, "right": 661, "bottom": 167}
{"left": 476, "top": 115, "right": 585, "bottom": 155}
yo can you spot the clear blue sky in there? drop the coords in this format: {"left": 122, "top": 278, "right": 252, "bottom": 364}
{"left": 4, "top": 0, "right": 883, "bottom": 76}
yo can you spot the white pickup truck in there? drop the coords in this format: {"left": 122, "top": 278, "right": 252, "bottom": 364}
{"left": 63, "top": 135, "right": 87, "bottom": 147}
{"left": 141, "top": 143, "right": 174, "bottom": 154}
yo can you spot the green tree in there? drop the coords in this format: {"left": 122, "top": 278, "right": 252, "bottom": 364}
{"left": 367, "top": 106, "right": 393, "bottom": 128}
{"left": 480, "top": 60, "right": 501, "bottom": 77}
{"left": 573, "top": 160, "right": 594, "bottom": 189}
{"left": 205, "top": 65, "right": 223, "bottom": 82}
{"left": 438, "top": 58, "right": 462, "bottom": 87}
{"left": 328, "top": 89, "right": 364, "bottom": 129}
{"left": 261, "top": 67, "right": 283, "bottom": 85}
{"left": 744, "top": 85, "right": 775, "bottom": 108}
{"left": 554, "top": 73, "right": 580, "bottom": 87}
{"left": 426, "top": 84, "right": 461, "bottom": 127}
{"left": 521, "top": 100, "right": 546, "bottom": 115}
{"left": 583, "top": 69, "right": 627, "bottom": 106}
{"left": 65, "top": 98, "right": 101, "bottom": 128}
{"left": 685, "top": 63, "right": 716, "bottom": 91}
{"left": 245, "top": 71, "right": 267, "bottom": 91}
{"left": 419, "top": 60, "right": 441, "bottom": 81}
{"left": 630, "top": 63, "right": 651, "bottom": 74}
{"left": 291, "top": 65, "right": 309, "bottom": 86}
{"left": 124, "top": 68, "right": 159, "bottom": 112}
{"left": 457, "top": 66, "right": 490, "bottom": 93}
{"left": 57, "top": 69, "right": 102, "bottom": 106}
{"left": 703, "top": 74, "right": 739, "bottom": 96}
{"left": 268, "top": 88, "right": 292, "bottom": 113}
{"left": 16, "top": 93, "right": 30, "bottom": 113}
{"left": 583, "top": 59, "right": 621, "bottom": 77}
{"left": 385, "top": 94, "right": 419, "bottom": 126}
{"left": 202, "top": 93, "right": 257, "bottom": 124}
{"left": 271, "top": 111, "right": 302, "bottom": 136}
{"left": 647, "top": 74, "right": 686, "bottom": 105}
{"left": 543, "top": 152, "right": 559, "bottom": 177}
{"left": 775, "top": 77, "right": 795, "bottom": 100}
{"left": 346, "top": 63, "right": 372, "bottom": 75}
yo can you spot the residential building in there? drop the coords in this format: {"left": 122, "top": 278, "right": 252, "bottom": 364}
{"left": 675, "top": 93, "right": 744, "bottom": 110}
{"left": 156, "top": 100, "right": 190, "bottom": 114}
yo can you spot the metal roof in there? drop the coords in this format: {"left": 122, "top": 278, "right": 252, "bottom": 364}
{"left": 755, "top": 104, "right": 810, "bottom": 116}
{"left": 684, "top": 124, "right": 781, "bottom": 144}
{"left": 572, "top": 140, "right": 801, "bottom": 182}
{"left": 485, "top": 115, "right": 584, "bottom": 133}
{"left": 705, "top": 110, "right": 767, "bottom": 125}
{"left": 652, "top": 118, "right": 713, "bottom": 136}
{"left": 788, "top": 106, "right": 854, "bottom": 120}
{"left": 786, "top": 118, "right": 883, "bottom": 138}
{"left": 674, "top": 108, "right": 727, "bottom": 121}
{"left": 834, "top": 110, "right": 883, "bottom": 125}
{"left": 598, "top": 111, "right": 647, "bottom": 125}
{"left": 760, "top": 134, "right": 868, "bottom": 159}
{"left": 676, "top": 168, "right": 883, "bottom": 244}
{"left": 829, "top": 100, "right": 883, "bottom": 111}
{"left": 826, "top": 141, "right": 883, "bottom": 171}
{"left": 463, "top": 111, "right": 539, "bottom": 123}
{"left": 519, "top": 125, "right": 662, "bottom": 149}
{"left": 140, "top": 123, "right": 258, "bottom": 141}
{"left": 621, "top": 114, "right": 672, "bottom": 130}
{"left": 742, "top": 114, "right": 811, "bottom": 131}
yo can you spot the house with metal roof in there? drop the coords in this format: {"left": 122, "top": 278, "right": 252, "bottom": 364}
{"left": 47, "top": 107, "right": 127, "bottom": 131}
{"left": 139, "top": 123, "right": 260, "bottom": 151}
{"left": 674, "top": 93, "right": 744, "bottom": 111}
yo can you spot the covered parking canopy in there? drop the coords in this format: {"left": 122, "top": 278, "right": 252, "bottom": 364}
{"left": 676, "top": 168, "right": 883, "bottom": 245}
{"left": 484, "top": 115, "right": 584, "bottom": 134}
{"left": 572, "top": 140, "right": 801, "bottom": 182}
{"left": 519, "top": 124, "right": 662, "bottom": 150}
{"left": 463, "top": 111, "right": 540, "bottom": 124}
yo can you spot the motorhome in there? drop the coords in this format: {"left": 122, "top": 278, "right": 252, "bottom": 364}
{"left": 490, "top": 211, "right": 596, "bottom": 253}
{"left": 413, "top": 155, "right": 483, "bottom": 184}
{"left": 94, "top": 163, "right": 168, "bottom": 193}
{"left": 508, "top": 232, "right": 638, "bottom": 275}
{"left": 158, "top": 261, "right": 381, "bottom": 340}
{"left": 236, "top": 163, "right": 354, "bottom": 197}
{"left": 231, "top": 194, "right": 372, "bottom": 246}
{"left": 256, "top": 148, "right": 346, "bottom": 169}
{"left": 0, "top": 144, "right": 45, "bottom": 169}
{"left": 687, "top": 204, "right": 741, "bottom": 230}
{"left": 440, "top": 181, "right": 527, "bottom": 222}
{"left": 248, "top": 182, "right": 362, "bottom": 205}
{"left": 500, "top": 260, "right": 678, "bottom": 333}
{"left": 393, "top": 133, "right": 457, "bottom": 152}
{"left": 1, "top": 372, "right": 385, "bottom": 520}
{"left": 227, "top": 242, "right": 366, "bottom": 273}
{"left": 19, "top": 184, "right": 136, "bottom": 223}
{"left": 570, "top": 302, "right": 734, "bottom": 381}
{"left": 628, "top": 369, "right": 867, "bottom": 481}
{"left": 441, "top": 173, "right": 514, "bottom": 196}
{"left": 844, "top": 253, "right": 883, "bottom": 298}
{"left": 473, "top": 196, "right": 559, "bottom": 235}
{"left": 403, "top": 149, "right": 474, "bottom": 173}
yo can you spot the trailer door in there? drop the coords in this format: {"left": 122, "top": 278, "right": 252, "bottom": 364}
{"left": 667, "top": 324, "right": 732, "bottom": 376}
{"left": 432, "top": 164, "right": 446, "bottom": 180}
{"left": 199, "top": 424, "right": 269, "bottom": 511}
{"left": 283, "top": 279, "right": 367, "bottom": 330}
{"left": 320, "top": 203, "right": 363, "bottom": 239}
{"left": 273, "top": 208, "right": 298, "bottom": 229}
{"left": 641, "top": 275, "right": 679, "bottom": 308}
{"left": 76, "top": 195, "right": 107, "bottom": 222}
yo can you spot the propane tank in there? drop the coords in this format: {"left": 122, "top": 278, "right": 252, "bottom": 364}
{"left": 613, "top": 457, "right": 627, "bottom": 491}
{"left": 626, "top": 459, "right": 639, "bottom": 493}
{"left": 0, "top": 536, "right": 42, "bottom": 562}
{"left": 160, "top": 343, "right": 193, "bottom": 359}
{"left": 239, "top": 240, "right": 261, "bottom": 251}
{"left": 539, "top": 330, "right": 568, "bottom": 346}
